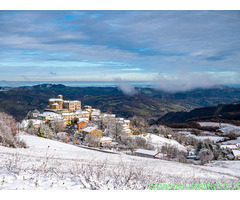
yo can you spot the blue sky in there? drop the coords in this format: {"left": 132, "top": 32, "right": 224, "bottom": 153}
{"left": 0, "top": 10, "right": 240, "bottom": 89}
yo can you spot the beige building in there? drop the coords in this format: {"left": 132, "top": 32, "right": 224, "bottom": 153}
{"left": 48, "top": 95, "right": 81, "bottom": 112}
{"left": 63, "top": 100, "right": 81, "bottom": 112}
{"left": 82, "top": 127, "right": 102, "bottom": 138}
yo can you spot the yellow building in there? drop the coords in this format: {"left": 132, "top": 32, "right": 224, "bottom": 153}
{"left": 63, "top": 100, "right": 81, "bottom": 112}
{"left": 49, "top": 95, "right": 81, "bottom": 112}
{"left": 49, "top": 95, "right": 64, "bottom": 109}
{"left": 82, "top": 127, "right": 102, "bottom": 138}
{"left": 83, "top": 105, "right": 92, "bottom": 114}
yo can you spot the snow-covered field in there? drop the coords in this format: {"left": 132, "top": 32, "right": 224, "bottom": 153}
{"left": 140, "top": 134, "right": 187, "bottom": 152}
{"left": 178, "top": 130, "right": 225, "bottom": 143}
{"left": 222, "top": 137, "right": 240, "bottom": 145}
{"left": 0, "top": 132, "right": 240, "bottom": 190}
{"left": 199, "top": 122, "right": 240, "bottom": 136}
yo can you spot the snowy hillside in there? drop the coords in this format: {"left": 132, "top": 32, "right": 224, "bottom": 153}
{"left": 0, "top": 132, "right": 240, "bottom": 190}
{"left": 199, "top": 122, "right": 240, "bottom": 136}
{"left": 178, "top": 130, "right": 225, "bottom": 143}
{"left": 138, "top": 134, "right": 187, "bottom": 152}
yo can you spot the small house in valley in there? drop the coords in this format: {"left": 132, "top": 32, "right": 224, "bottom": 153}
{"left": 78, "top": 120, "right": 88, "bottom": 132}
{"left": 134, "top": 149, "right": 160, "bottom": 159}
{"left": 232, "top": 150, "right": 240, "bottom": 160}
{"left": 82, "top": 126, "right": 102, "bottom": 138}
{"left": 99, "top": 137, "right": 112, "bottom": 146}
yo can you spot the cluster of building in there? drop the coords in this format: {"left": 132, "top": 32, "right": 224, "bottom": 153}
{"left": 221, "top": 143, "right": 240, "bottom": 160}
{"left": 21, "top": 94, "right": 131, "bottom": 143}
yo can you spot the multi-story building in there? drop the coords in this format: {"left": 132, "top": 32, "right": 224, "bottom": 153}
{"left": 48, "top": 95, "right": 81, "bottom": 112}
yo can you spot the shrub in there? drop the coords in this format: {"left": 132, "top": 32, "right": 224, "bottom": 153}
{"left": 117, "top": 135, "right": 154, "bottom": 152}
{"left": 199, "top": 149, "right": 214, "bottom": 165}
{"left": 37, "top": 124, "right": 53, "bottom": 138}
{"left": 0, "top": 112, "right": 27, "bottom": 148}
{"left": 191, "top": 129, "right": 201, "bottom": 136}
{"left": 228, "top": 132, "right": 237, "bottom": 140}
{"left": 83, "top": 134, "right": 100, "bottom": 147}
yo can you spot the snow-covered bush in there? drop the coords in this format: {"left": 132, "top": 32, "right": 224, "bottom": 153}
{"left": 47, "top": 119, "right": 65, "bottom": 134}
{"left": 118, "top": 135, "right": 154, "bottom": 152}
{"left": 0, "top": 112, "right": 27, "bottom": 148}
{"left": 151, "top": 125, "right": 177, "bottom": 138}
{"left": 37, "top": 124, "right": 53, "bottom": 138}
{"left": 195, "top": 139, "right": 224, "bottom": 164}
{"left": 199, "top": 149, "right": 214, "bottom": 165}
{"left": 102, "top": 118, "right": 124, "bottom": 140}
{"left": 83, "top": 134, "right": 100, "bottom": 147}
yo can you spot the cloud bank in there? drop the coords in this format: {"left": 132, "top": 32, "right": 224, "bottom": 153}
{"left": 115, "top": 78, "right": 137, "bottom": 96}
{"left": 152, "top": 71, "right": 221, "bottom": 92}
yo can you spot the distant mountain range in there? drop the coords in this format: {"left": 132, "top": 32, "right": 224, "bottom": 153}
{"left": 1, "top": 84, "right": 240, "bottom": 122}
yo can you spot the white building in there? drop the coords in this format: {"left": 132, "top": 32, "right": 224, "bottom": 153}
{"left": 38, "top": 111, "right": 63, "bottom": 121}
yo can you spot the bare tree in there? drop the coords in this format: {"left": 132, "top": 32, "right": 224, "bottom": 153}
{"left": 0, "top": 112, "right": 27, "bottom": 148}
{"left": 130, "top": 116, "right": 149, "bottom": 134}
{"left": 83, "top": 134, "right": 100, "bottom": 147}
{"left": 199, "top": 149, "right": 214, "bottom": 165}
{"left": 103, "top": 118, "right": 124, "bottom": 141}
{"left": 49, "top": 119, "right": 65, "bottom": 134}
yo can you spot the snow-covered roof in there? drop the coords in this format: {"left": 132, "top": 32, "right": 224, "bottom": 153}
{"left": 92, "top": 112, "right": 100, "bottom": 116}
{"left": 221, "top": 144, "right": 238, "bottom": 149}
{"left": 78, "top": 118, "right": 88, "bottom": 123}
{"left": 21, "top": 119, "right": 43, "bottom": 128}
{"left": 116, "top": 118, "right": 124, "bottom": 121}
{"left": 100, "top": 137, "right": 112, "bottom": 142}
{"left": 52, "top": 103, "right": 59, "bottom": 106}
{"left": 232, "top": 150, "right": 240, "bottom": 157}
{"left": 33, "top": 120, "right": 42, "bottom": 125}
{"left": 101, "top": 114, "right": 116, "bottom": 118}
{"left": 81, "top": 111, "right": 90, "bottom": 114}
{"left": 39, "top": 112, "right": 62, "bottom": 118}
{"left": 73, "top": 100, "right": 80, "bottom": 103}
{"left": 49, "top": 98, "right": 63, "bottom": 102}
{"left": 62, "top": 113, "right": 75, "bottom": 116}
{"left": 124, "top": 120, "right": 130, "bottom": 123}
{"left": 135, "top": 149, "right": 159, "bottom": 156}
{"left": 82, "top": 126, "right": 98, "bottom": 133}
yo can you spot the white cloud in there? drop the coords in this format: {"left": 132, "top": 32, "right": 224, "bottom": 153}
{"left": 152, "top": 71, "right": 239, "bottom": 92}
{"left": 115, "top": 78, "right": 137, "bottom": 96}
{"left": 121, "top": 68, "right": 143, "bottom": 71}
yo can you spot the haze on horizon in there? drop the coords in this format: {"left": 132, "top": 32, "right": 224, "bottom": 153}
{"left": 0, "top": 10, "right": 240, "bottom": 92}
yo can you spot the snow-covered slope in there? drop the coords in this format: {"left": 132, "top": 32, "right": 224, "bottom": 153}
{"left": 199, "top": 122, "right": 240, "bottom": 136}
{"left": 178, "top": 130, "right": 225, "bottom": 143}
{"left": 139, "top": 133, "right": 187, "bottom": 152}
{"left": 0, "top": 132, "right": 239, "bottom": 190}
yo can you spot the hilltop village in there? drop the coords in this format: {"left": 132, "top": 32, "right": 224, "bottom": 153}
{"left": 19, "top": 94, "right": 240, "bottom": 162}
{"left": 21, "top": 95, "right": 131, "bottom": 146}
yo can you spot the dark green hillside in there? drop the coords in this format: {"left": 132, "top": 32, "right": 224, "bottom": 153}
{"left": 1, "top": 84, "right": 240, "bottom": 121}
{"left": 156, "top": 102, "right": 240, "bottom": 125}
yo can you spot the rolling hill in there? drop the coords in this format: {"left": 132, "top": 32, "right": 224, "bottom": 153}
{"left": 156, "top": 102, "right": 240, "bottom": 125}
{"left": 1, "top": 84, "right": 240, "bottom": 121}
